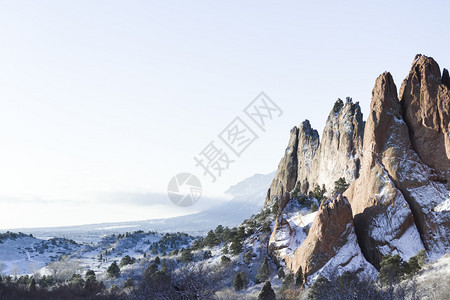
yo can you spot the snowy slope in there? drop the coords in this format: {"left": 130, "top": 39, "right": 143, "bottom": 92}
{"left": 0, "top": 233, "right": 81, "bottom": 275}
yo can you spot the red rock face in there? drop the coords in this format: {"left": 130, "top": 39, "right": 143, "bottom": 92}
{"left": 345, "top": 59, "right": 449, "bottom": 267}
{"left": 285, "top": 194, "right": 353, "bottom": 278}
{"left": 399, "top": 54, "right": 450, "bottom": 183}
{"left": 266, "top": 54, "right": 449, "bottom": 281}
{"left": 344, "top": 72, "right": 425, "bottom": 268}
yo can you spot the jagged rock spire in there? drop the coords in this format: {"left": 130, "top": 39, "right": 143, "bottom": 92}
{"left": 265, "top": 99, "right": 365, "bottom": 207}
{"left": 399, "top": 54, "right": 450, "bottom": 183}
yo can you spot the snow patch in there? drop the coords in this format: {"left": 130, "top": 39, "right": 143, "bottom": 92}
{"left": 307, "top": 225, "right": 377, "bottom": 285}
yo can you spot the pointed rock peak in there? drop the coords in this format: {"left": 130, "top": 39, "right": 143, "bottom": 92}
{"left": 332, "top": 98, "right": 344, "bottom": 114}
{"left": 375, "top": 72, "right": 396, "bottom": 94}
{"left": 265, "top": 125, "right": 299, "bottom": 206}
{"left": 375, "top": 73, "right": 398, "bottom": 102}
{"left": 291, "top": 125, "right": 299, "bottom": 134}
{"left": 442, "top": 68, "right": 450, "bottom": 88}
{"left": 399, "top": 55, "right": 449, "bottom": 178}
{"left": 370, "top": 72, "right": 400, "bottom": 118}
{"left": 362, "top": 72, "right": 403, "bottom": 156}
{"left": 286, "top": 126, "right": 299, "bottom": 146}
{"left": 331, "top": 96, "right": 359, "bottom": 113}
{"left": 301, "top": 119, "right": 312, "bottom": 131}
{"left": 410, "top": 54, "right": 441, "bottom": 80}
{"left": 299, "top": 119, "right": 319, "bottom": 138}
{"left": 345, "top": 96, "right": 361, "bottom": 111}
{"left": 328, "top": 97, "right": 363, "bottom": 124}
{"left": 400, "top": 54, "right": 442, "bottom": 98}
{"left": 285, "top": 193, "right": 355, "bottom": 279}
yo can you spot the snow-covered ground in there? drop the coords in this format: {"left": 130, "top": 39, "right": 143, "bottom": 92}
{"left": 270, "top": 198, "right": 318, "bottom": 260}
{"left": 393, "top": 253, "right": 450, "bottom": 300}
{"left": 0, "top": 233, "right": 81, "bottom": 275}
{"left": 0, "top": 231, "right": 194, "bottom": 277}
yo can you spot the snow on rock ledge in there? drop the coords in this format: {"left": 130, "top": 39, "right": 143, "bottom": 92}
{"left": 284, "top": 194, "right": 375, "bottom": 284}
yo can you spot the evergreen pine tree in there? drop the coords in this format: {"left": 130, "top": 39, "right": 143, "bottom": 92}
{"left": 107, "top": 261, "right": 120, "bottom": 278}
{"left": 256, "top": 257, "right": 270, "bottom": 283}
{"left": 204, "top": 230, "right": 218, "bottom": 247}
{"left": 333, "top": 177, "right": 349, "bottom": 194}
{"left": 230, "top": 237, "right": 243, "bottom": 255}
{"left": 120, "top": 255, "right": 133, "bottom": 267}
{"left": 180, "top": 248, "right": 193, "bottom": 262}
{"left": 234, "top": 272, "right": 244, "bottom": 291}
{"left": 221, "top": 255, "right": 231, "bottom": 265}
{"left": 258, "top": 281, "right": 276, "bottom": 300}
{"left": 379, "top": 253, "right": 403, "bottom": 285}
{"left": 84, "top": 271, "right": 99, "bottom": 294}
{"left": 110, "top": 284, "right": 119, "bottom": 294}
{"left": 280, "top": 273, "right": 294, "bottom": 293}
{"left": 215, "top": 225, "right": 224, "bottom": 241}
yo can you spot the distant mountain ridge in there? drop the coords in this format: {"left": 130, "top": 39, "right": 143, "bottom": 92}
{"left": 4, "top": 172, "right": 275, "bottom": 243}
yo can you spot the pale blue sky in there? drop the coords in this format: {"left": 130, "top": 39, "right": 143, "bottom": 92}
{"left": 1, "top": 0, "right": 449, "bottom": 228}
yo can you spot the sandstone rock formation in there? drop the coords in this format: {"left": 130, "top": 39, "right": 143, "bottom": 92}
{"left": 399, "top": 54, "right": 450, "bottom": 183}
{"left": 345, "top": 56, "right": 449, "bottom": 268}
{"left": 265, "top": 127, "right": 299, "bottom": 206}
{"left": 284, "top": 194, "right": 376, "bottom": 283}
{"left": 265, "top": 54, "right": 449, "bottom": 282}
{"left": 295, "top": 120, "right": 320, "bottom": 191}
{"left": 299, "top": 98, "right": 364, "bottom": 194}
{"left": 344, "top": 72, "right": 426, "bottom": 267}
{"left": 265, "top": 100, "right": 364, "bottom": 206}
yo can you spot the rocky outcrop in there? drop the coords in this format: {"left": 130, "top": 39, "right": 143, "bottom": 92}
{"left": 295, "top": 120, "right": 320, "bottom": 190}
{"left": 298, "top": 99, "right": 364, "bottom": 195}
{"left": 345, "top": 63, "right": 449, "bottom": 267}
{"left": 399, "top": 54, "right": 450, "bottom": 183}
{"left": 266, "top": 54, "right": 449, "bottom": 282}
{"left": 265, "top": 127, "right": 299, "bottom": 206}
{"left": 285, "top": 194, "right": 376, "bottom": 283}
{"left": 344, "top": 72, "right": 426, "bottom": 267}
{"left": 266, "top": 100, "right": 364, "bottom": 206}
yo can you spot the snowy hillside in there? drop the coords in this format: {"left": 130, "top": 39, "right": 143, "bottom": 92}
{"left": 0, "top": 232, "right": 81, "bottom": 275}
{"left": 0, "top": 230, "right": 194, "bottom": 277}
